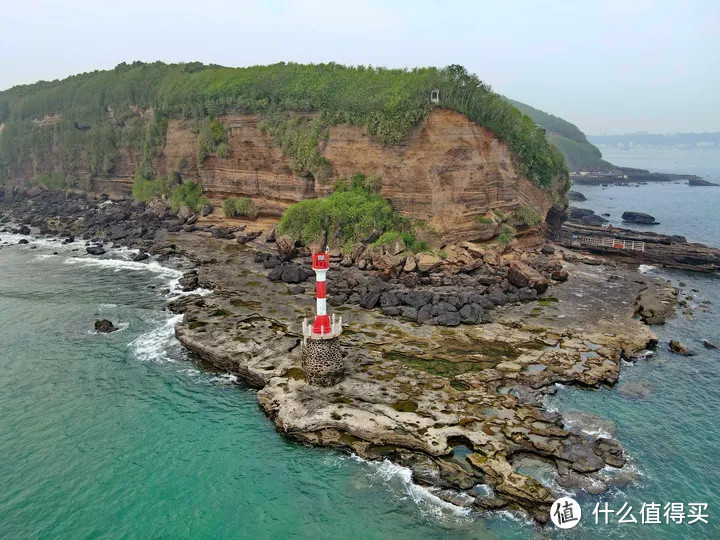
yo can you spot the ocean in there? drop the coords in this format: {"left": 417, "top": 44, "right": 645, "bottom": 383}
{"left": 0, "top": 148, "right": 718, "bottom": 538}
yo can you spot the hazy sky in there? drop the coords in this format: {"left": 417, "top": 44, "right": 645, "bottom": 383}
{"left": 2, "top": 0, "right": 718, "bottom": 134}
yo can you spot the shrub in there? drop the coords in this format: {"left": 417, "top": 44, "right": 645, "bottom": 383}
{"left": 170, "top": 179, "right": 208, "bottom": 211}
{"left": 216, "top": 142, "right": 229, "bottom": 158}
{"left": 278, "top": 173, "right": 409, "bottom": 247}
{"left": 513, "top": 205, "right": 542, "bottom": 227}
{"left": 495, "top": 224, "right": 516, "bottom": 245}
{"left": 30, "top": 172, "right": 71, "bottom": 190}
{"left": 223, "top": 197, "right": 260, "bottom": 218}
{"left": 373, "top": 230, "right": 430, "bottom": 253}
{"left": 476, "top": 216, "right": 494, "bottom": 225}
{"left": 132, "top": 174, "right": 168, "bottom": 202}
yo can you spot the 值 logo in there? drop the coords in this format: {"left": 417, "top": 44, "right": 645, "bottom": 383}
{"left": 551, "top": 497, "right": 582, "bottom": 529}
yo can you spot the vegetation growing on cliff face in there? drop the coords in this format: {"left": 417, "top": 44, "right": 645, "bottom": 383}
{"left": 278, "top": 173, "right": 411, "bottom": 247}
{"left": 196, "top": 117, "right": 228, "bottom": 166}
{"left": 170, "top": 179, "right": 209, "bottom": 211}
{"left": 512, "top": 205, "right": 542, "bottom": 227}
{"left": 0, "top": 61, "right": 568, "bottom": 190}
{"left": 258, "top": 113, "right": 332, "bottom": 183}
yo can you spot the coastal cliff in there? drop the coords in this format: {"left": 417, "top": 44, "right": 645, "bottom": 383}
{"left": 4, "top": 109, "right": 561, "bottom": 243}
{"left": 0, "top": 62, "right": 569, "bottom": 244}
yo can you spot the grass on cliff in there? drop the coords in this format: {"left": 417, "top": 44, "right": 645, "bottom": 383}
{"left": 0, "top": 62, "right": 567, "bottom": 191}
{"left": 277, "top": 173, "right": 411, "bottom": 247}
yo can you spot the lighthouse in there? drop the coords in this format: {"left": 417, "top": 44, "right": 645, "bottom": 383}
{"left": 301, "top": 250, "right": 344, "bottom": 386}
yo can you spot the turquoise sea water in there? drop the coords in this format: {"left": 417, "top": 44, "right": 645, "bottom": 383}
{"left": 1, "top": 150, "right": 719, "bottom": 539}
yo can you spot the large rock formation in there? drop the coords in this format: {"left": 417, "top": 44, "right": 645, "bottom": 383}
{"left": 16, "top": 109, "right": 564, "bottom": 243}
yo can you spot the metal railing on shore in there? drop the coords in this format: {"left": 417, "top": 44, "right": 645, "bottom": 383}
{"left": 576, "top": 235, "right": 645, "bottom": 252}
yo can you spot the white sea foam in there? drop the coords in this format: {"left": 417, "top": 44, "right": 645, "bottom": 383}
{"left": 64, "top": 256, "right": 183, "bottom": 278}
{"left": 349, "top": 455, "right": 472, "bottom": 520}
{"left": 638, "top": 264, "right": 656, "bottom": 274}
{"left": 130, "top": 314, "right": 184, "bottom": 363}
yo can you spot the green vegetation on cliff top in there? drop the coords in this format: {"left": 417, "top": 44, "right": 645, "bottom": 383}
{"left": 0, "top": 61, "right": 567, "bottom": 190}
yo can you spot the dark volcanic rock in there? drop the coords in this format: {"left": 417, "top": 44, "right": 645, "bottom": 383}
{"left": 94, "top": 319, "right": 118, "bottom": 333}
{"left": 86, "top": 245, "right": 106, "bottom": 256}
{"left": 268, "top": 264, "right": 313, "bottom": 284}
{"left": 237, "top": 231, "right": 261, "bottom": 244}
{"left": 567, "top": 190, "right": 587, "bottom": 201}
{"left": 131, "top": 251, "right": 150, "bottom": 262}
{"left": 622, "top": 211, "right": 659, "bottom": 225}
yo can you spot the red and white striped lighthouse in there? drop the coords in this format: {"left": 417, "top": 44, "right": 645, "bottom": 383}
{"left": 311, "top": 251, "right": 331, "bottom": 334}
{"left": 302, "top": 250, "right": 342, "bottom": 340}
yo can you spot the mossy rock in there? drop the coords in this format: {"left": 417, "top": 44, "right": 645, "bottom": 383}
{"left": 393, "top": 400, "right": 418, "bottom": 413}
{"left": 285, "top": 367, "right": 306, "bottom": 380}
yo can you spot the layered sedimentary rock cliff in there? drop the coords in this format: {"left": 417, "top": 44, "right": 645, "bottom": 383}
{"left": 8, "top": 109, "right": 563, "bottom": 242}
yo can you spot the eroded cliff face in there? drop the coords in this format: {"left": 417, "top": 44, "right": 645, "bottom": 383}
{"left": 13, "top": 109, "right": 562, "bottom": 242}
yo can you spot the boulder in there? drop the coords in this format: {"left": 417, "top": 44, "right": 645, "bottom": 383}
{"left": 268, "top": 264, "right": 313, "bottom": 284}
{"left": 622, "top": 211, "right": 659, "bottom": 225}
{"left": 264, "top": 226, "right": 276, "bottom": 242}
{"left": 703, "top": 340, "right": 719, "bottom": 350}
{"left": 668, "top": 340, "right": 694, "bottom": 356}
{"left": 276, "top": 235, "right": 295, "bottom": 255}
{"left": 94, "top": 319, "right": 118, "bottom": 333}
{"left": 86, "top": 245, "right": 106, "bottom": 256}
{"left": 387, "top": 237, "right": 406, "bottom": 256}
{"left": 360, "top": 292, "right": 381, "bottom": 309}
{"left": 402, "top": 255, "right": 417, "bottom": 273}
{"left": 434, "top": 311, "right": 462, "bottom": 326}
{"left": 416, "top": 252, "right": 443, "bottom": 273}
{"left": 199, "top": 203, "right": 213, "bottom": 217}
{"left": 461, "top": 241, "right": 486, "bottom": 259}
{"left": 131, "top": 251, "right": 149, "bottom": 262}
{"left": 147, "top": 198, "right": 170, "bottom": 219}
{"left": 237, "top": 231, "right": 261, "bottom": 244}
{"left": 567, "top": 190, "right": 587, "bottom": 201}
{"left": 551, "top": 268, "right": 569, "bottom": 282}
{"left": 507, "top": 261, "right": 549, "bottom": 293}
{"left": 176, "top": 205, "right": 193, "bottom": 223}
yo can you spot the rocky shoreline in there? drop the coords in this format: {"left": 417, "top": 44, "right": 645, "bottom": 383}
{"left": 0, "top": 190, "right": 680, "bottom": 525}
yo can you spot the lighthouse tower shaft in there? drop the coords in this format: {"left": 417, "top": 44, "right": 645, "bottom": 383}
{"left": 301, "top": 251, "right": 344, "bottom": 386}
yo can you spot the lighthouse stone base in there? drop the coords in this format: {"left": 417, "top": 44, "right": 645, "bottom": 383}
{"left": 301, "top": 337, "right": 344, "bottom": 386}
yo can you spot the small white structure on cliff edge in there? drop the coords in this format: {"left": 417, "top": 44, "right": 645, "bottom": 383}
{"left": 430, "top": 88, "right": 440, "bottom": 105}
